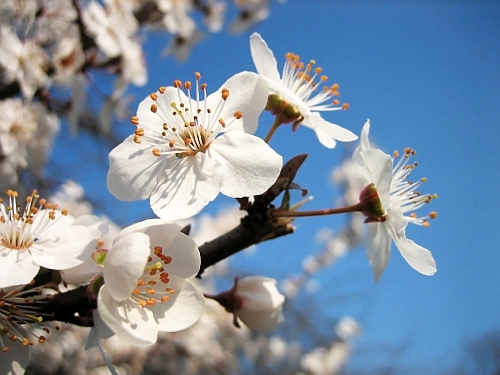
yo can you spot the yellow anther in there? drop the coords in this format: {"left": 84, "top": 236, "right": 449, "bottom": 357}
{"left": 421, "top": 177, "right": 427, "bottom": 182}
{"left": 423, "top": 221, "right": 430, "bottom": 227}
{"left": 393, "top": 150, "right": 400, "bottom": 158}
{"left": 321, "top": 75, "right": 328, "bottom": 82}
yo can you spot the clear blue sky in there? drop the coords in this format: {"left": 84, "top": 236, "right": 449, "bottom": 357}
{"left": 48, "top": 1, "right": 500, "bottom": 373}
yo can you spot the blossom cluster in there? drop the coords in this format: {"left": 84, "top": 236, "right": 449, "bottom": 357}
{"left": 0, "top": 3, "right": 439, "bottom": 374}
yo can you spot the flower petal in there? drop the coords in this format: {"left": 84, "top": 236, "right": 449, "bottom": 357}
{"left": 359, "top": 149, "right": 393, "bottom": 208}
{"left": 208, "top": 132, "right": 282, "bottom": 197}
{"left": 149, "top": 276, "right": 205, "bottom": 332}
{"left": 97, "top": 285, "right": 158, "bottom": 346}
{"left": 365, "top": 222, "right": 392, "bottom": 282}
{"left": 360, "top": 119, "right": 371, "bottom": 151}
{"left": 150, "top": 153, "right": 224, "bottom": 221}
{"left": 250, "top": 33, "right": 281, "bottom": 82}
{"left": 237, "top": 304, "right": 284, "bottom": 332}
{"left": 386, "top": 208, "right": 437, "bottom": 276}
{"left": 304, "top": 113, "right": 358, "bottom": 145}
{"left": 0, "top": 335, "right": 30, "bottom": 375}
{"left": 103, "top": 232, "right": 150, "bottom": 301}
{"left": 30, "top": 223, "right": 99, "bottom": 270}
{"left": 0, "top": 248, "right": 39, "bottom": 288}
{"left": 107, "top": 135, "right": 166, "bottom": 201}
{"left": 206, "top": 72, "right": 269, "bottom": 134}
{"left": 115, "top": 220, "right": 201, "bottom": 279}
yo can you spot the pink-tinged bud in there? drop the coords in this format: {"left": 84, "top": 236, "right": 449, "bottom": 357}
{"left": 359, "top": 183, "right": 386, "bottom": 223}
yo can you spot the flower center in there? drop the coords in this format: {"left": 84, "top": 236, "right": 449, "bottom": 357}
{"left": 0, "top": 283, "right": 48, "bottom": 353}
{"left": 130, "top": 245, "right": 176, "bottom": 309}
{"left": 130, "top": 72, "right": 243, "bottom": 158}
{"left": 0, "top": 190, "right": 68, "bottom": 251}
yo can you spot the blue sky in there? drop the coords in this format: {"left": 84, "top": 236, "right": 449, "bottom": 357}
{"left": 49, "top": 1, "right": 500, "bottom": 372}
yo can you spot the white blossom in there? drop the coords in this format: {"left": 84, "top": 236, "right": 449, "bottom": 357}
{"left": 353, "top": 120, "right": 437, "bottom": 280}
{"left": 95, "top": 220, "right": 205, "bottom": 346}
{"left": 107, "top": 72, "right": 282, "bottom": 221}
{"left": 0, "top": 27, "right": 48, "bottom": 100}
{"left": 250, "top": 32, "right": 357, "bottom": 148}
{"left": 0, "top": 190, "right": 101, "bottom": 288}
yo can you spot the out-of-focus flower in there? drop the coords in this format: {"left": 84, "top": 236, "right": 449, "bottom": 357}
{"left": 156, "top": 0, "right": 195, "bottom": 39}
{"left": 230, "top": 0, "right": 270, "bottom": 34}
{"left": 0, "top": 284, "right": 47, "bottom": 375}
{"left": 51, "top": 30, "right": 85, "bottom": 86}
{"left": 0, "top": 190, "right": 101, "bottom": 288}
{"left": 353, "top": 120, "right": 437, "bottom": 280}
{"left": 95, "top": 220, "right": 205, "bottom": 346}
{"left": 210, "top": 276, "right": 285, "bottom": 331}
{"left": 249, "top": 32, "right": 357, "bottom": 148}
{"left": 301, "top": 341, "right": 351, "bottom": 375}
{"left": 82, "top": 1, "right": 146, "bottom": 86}
{"left": 0, "top": 98, "right": 37, "bottom": 171}
{"left": 107, "top": 72, "right": 282, "bottom": 221}
{"left": 335, "top": 316, "right": 361, "bottom": 341}
{"left": 0, "top": 27, "right": 48, "bottom": 100}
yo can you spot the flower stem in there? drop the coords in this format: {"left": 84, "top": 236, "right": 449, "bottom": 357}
{"left": 264, "top": 117, "right": 283, "bottom": 143}
{"left": 270, "top": 202, "right": 364, "bottom": 218}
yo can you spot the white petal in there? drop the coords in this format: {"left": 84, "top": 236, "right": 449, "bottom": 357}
{"left": 97, "top": 285, "right": 158, "bottom": 346}
{"left": 113, "top": 219, "right": 180, "bottom": 247}
{"left": 360, "top": 119, "right": 371, "bottom": 151}
{"left": 304, "top": 113, "right": 358, "bottom": 144}
{"left": 150, "top": 153, "right": 224, "bottom": 221}
{"left": 107, "top": 135, "right": 165, "bottom": 201}
{"left": 0, "top": 248, "right": 39, "bottom": 288}
{"left": 208, "top": 132, "right": 282, "bottom": 198}
{"left": 104, "top": 232, "right": 150, "bottom": 301}
{"left": 206, "top": 72, "right": 269, "bottom": 134}
{"left": 150, "top": 276, "right": 205, "bottom": 332}
{"left": 30, "top": 224, "right": 98, "bottom": 270}
{"left": 250, "top": 33, "right": 281, "bottom": 82}
{"left": 365, "top": 222, "right": 392, "bottom": 282}
{"left": 237, "top": 276, "right": 285, "bottom": 310}
{"left": 237, "top": 305, "right": 284, "bottom": 332}
{"left": 116, "top": 220, "right": 200, "bottom": 279}
{"left": 359, "top": 149, "right": 393, "bottom": 208}
{"left": 386, "top": 208, "right": 437, "bottom": 276}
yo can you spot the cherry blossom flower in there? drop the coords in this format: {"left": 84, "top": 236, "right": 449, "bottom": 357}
{"left": 210, "top": 276, "right": 285, "bottom": 331}
{"left": 249, "top": 32, "right": 357, "bottom": 148}
{"left": 354, "top": 120, "right": 437, "bottom": 280}
{"left": 95, "top": 219, "right": 205, "bottom": 346}
{"left": 0, "top": 26, "right": 48, "bottom": 100}
{"left": 107, "top": 72, "right": 282, "bottom": 221}
{"left": 0, "top": 284, "right": 48, "bottom": 374}
{"left": 0, "top": 190, "right": 101, "bottom": 288}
